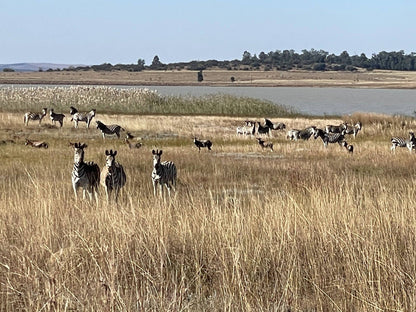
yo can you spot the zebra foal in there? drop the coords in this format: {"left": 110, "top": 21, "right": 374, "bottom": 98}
{"left": 152, "top": 149, "right": 177, "bottom": 198}
{"left": 256, "top": 137, "right": 273, "bottom": 151}
{"left": 100, "top": 149, "right": 126, "bottom": 202}
{"left": 71, "top": 142, "right": 100, "bottom": 201}
{"left": 49, "top": 108, "right": 65, "bottom": 127}
{"left": 24, "top": 108, "right": 47, "bottom": 126}
{"left": 70, "top": 106, "right": 96, "bottom": 128}
{"left": 96, "top": 120, "right": 124, "bottom": 139}
{"left": 391, "top": 132, "right": 416, "bottom": 153}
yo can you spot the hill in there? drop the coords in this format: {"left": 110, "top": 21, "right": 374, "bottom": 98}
{"left": 0, "top": 63, "right": 84, "bottom": 72}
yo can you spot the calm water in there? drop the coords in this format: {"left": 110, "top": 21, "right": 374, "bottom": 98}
{"left": 135, "top": 86, "right": 416, "bottom": 116}
{"left": 3, "top": 84, "right": 416, "bottom": 116}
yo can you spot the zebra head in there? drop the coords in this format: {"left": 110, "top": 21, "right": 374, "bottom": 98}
{"left": 70, "top": 106, "right": 78, "bottom": 115}
{"left": 152, "top": 149, "right": 163, "bottom": 166}
{"left": 71, "top": 142, "right": 88, "bottom": 163}
{"left": 105, "top": 149, "right": 117, "bottom": 170}
{"left": 96, "top": 120, "right": 103, "bottom": 129}
{"left": 42, "top": 108, "right": 48, "bottom": 115}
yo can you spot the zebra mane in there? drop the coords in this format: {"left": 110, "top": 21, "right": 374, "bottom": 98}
{"left": 70, "top": 106, "right": 78, "bottom": 115}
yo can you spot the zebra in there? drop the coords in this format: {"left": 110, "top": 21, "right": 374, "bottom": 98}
{"left": 25, "top": 139, "right": 48, "bottom": 149}
{"left": 100, "top": 149, "right": 126, "bottom": 202}
{"left": 391, "top": 132, "right": 416, "bottom": 153}
{"left": 70, "top": 106, "right": 96, "bottom": 128}
{"left": 152, "top": 149, "right": 177, "bottom": 198}
{"left": 344, "top": 122, "right": 362, "bottom": 138}
{"left": 71, "top": 142, "right": 100, "bottom": 201}
{"left": 264, "top": 118, "right": 286, "bottom": 131}
{"left": 256, "top": 137, "right": 273, "bottom": 151}
{"left": 49, "top": 108, "right": 65, "bottom": 127}
{"left": 314, "top": 128, "right": 346, "bottom": 148}
{"left": 24, "top": 108, "right": 47, "bottom": 126}
{"left": 325, "top": 122, "right": 347, "bottom": 134}
{"left": 95, "top": 120, "right": 124, "bottom": 139}
{"left": 286, "top": 129, "right": 300, "bottom": 141}
{"left": 237, "top": 124, "right": 256, "bottom": 135}
{"left": 255, "top": 122, "right": 271, "bottom": 136}
{"left": 342, "top": 141, "right": 354, "bottom": 154}
{"left": 193, "top": 137, "right": 212, "bottom": 152}
{"left": 298, "top": 126, "right": 316, "bottom": 140}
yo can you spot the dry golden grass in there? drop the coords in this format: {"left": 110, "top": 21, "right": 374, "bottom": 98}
{"left": 2, "top": 68, "right": 416, "bottom": 88}
{"left": 2, "top": 111, "right": 416, "bottom": 311}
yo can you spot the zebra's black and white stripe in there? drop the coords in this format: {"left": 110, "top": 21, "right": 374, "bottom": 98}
{"left": 255, "top": 122, "right": 271, "bottom": 136}
{"left": 344, "top": 122, "right": 362, "bottom": 138}
{"left": 264, "top": 118, "right": 286, "bottom": 131}
{"left": 24, "top": 108, "right": 47, "bottom": 126}
{"left": 391, "top": 132, "right": 416, "bottom": 153}
{"left": 298, "top": 126, "right": 316, "bottom": 140}
{"left": 95, "top": 120, "right": 124, "bottom": 139}
{"left": 70, "top": 106, "right": 96, "bottom": 128}
{"left": 325, "top": 122, "right": 347, "bottom": 134}
{"left": 49, "top": 109, "right": 65, "bottom": 127}
{"left": 314, "top": 128, "right": 346, "bottom": 148}
{"left": 100, "top": 149, "right": 126, "bottom": 202}
{"left": 152, "top": 149, "right": 177, "bottom": 198}
{"left": 71, "top": 142, "right": 100, "bottom": 201}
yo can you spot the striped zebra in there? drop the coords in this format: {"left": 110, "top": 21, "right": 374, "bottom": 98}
{"left": 264, "top": 118, "right": 286, "bottom": 131}
{"left": 100, "top": 149, "right": 126, "bottom": 202}
{"left": 24, "top": 108, "right": 47, "bottom": 126}
{"left": 70, "top": 106, "right": 96, "bottom": 128}
{"left": 255, "top": 122, "right": 271, "bottom": 136}
{"left": 314, "top": 128, "right": 346, "bottom": 148}
{"left": 391, "top": 132, "right": 416, "bottom": 153}
{"left": 71, "top": 142, "right": 100, "bottom": 201}
{"left": 95, "top": 120, "right": 124, "bottom": 139}
{"left": 299, "top": 126, "right": 316, "bottom": 140}
{"left": 152, "top": 149, "right": 177, "bottom": 198}
{"left": 49, "top": 108, "right": 65, "bottom": 127}
{"left": 344, "top": 122, "right": 362, "bottom": 138}
{"left": 193, "top": 137, "right": 212, "bottom": 152}
{"left": 325, "top": 122, "right": 347, "bottom": 134}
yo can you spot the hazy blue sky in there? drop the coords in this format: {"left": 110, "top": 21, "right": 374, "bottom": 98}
{"left": 1, "top": 0, "right": 415, "bottom": 65}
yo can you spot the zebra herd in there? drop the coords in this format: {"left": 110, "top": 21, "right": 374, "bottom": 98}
{"left": 19, "top": 106, "right": 416, "bottom": 202}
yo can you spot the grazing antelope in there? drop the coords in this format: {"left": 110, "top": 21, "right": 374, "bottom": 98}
{"left": 95, "top": 120, "right": 124, "bottom": 139}
{"left": 152, "top": 149, "right": 177, "bottom": 198}
{"left": 391, "top": 132, "right": 416, "bottom": 153}
{"left": 256, "top": 137, "right": 273, "bottom": 151}
{"left": 49, "top": 108, "right": 65, "bottom": 127}
{"left": 193, "top": 137, "right": 212, "bottom": 152}
{"left": 124, "top": 138, "right": 142, "bottom": 149}
{"left": 24, "top": 108, "right": 47, "bottom": 126}
{"left": 25, "top": 139, "right": 48, "bottom": 149}
{"left": 70, "top": 106, "right": 96, "bottom": 128}
{"left": 342, "top": 141, "right": 354, "bottom": 154}
{"left": 70, "top": 142, "right": 100, "bottom": 201}
{"left": 100, "top": 149, "right": 126, "bottom": 202}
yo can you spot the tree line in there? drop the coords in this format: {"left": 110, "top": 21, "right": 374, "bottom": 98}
{"left": 58, "top": 49, "right": 416, "bottom": 72}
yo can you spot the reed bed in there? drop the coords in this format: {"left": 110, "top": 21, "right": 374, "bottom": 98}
{"left": 0, "top": 86, "right": 296, "bottom": 117}
{"left": 1, "top": 99, "right": 416, "bottom": 310}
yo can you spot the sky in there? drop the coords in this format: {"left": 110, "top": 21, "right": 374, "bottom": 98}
{"left": 1, "top": 0, "right": 415, "bottom": 66}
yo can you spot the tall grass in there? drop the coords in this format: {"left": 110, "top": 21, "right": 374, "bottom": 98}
{"left": 0, "top": 86, "right": 298, "bottom": 117}
{"left": 1, "top": 108, "right": 416, "bottom": 310}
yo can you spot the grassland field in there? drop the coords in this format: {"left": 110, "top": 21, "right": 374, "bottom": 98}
{"left": 1, "top": 79, "right": 416, "bottom": 310}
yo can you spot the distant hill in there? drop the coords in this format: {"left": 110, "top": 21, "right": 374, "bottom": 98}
{"left": 0, "top": 63, "right": 85, "bottom": 72}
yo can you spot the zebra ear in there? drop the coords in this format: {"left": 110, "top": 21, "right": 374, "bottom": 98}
{"left": 113, "top": 150, "right": 117, "bottom": 156}
{"left": 158, "top": 150, "right": 163, "bottom": 156}
{"left": 82, "top": 143, "right": 88, "bottom": 149}
{"left": 152, "top": 149, "right": 156, "bottom": 155}
{"left": 105, "top": 150, "right": 109, "bottom": 155}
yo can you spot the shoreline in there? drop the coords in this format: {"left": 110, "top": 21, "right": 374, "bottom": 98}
{"left": 1, "top": 69, "right": 416, "bottom": 89}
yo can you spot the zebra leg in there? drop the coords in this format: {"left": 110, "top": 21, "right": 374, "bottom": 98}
{"left": 73, "top": 184, "right": 78, "bottom": 201}
{"left": 159, "top": 183, "right": 164, "bottom": 198}
{"left": 165, "top": 183, "right": 171, "bottom": 198}
{"left": 391, "top": 144, "right": 396, "bottom": 153}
